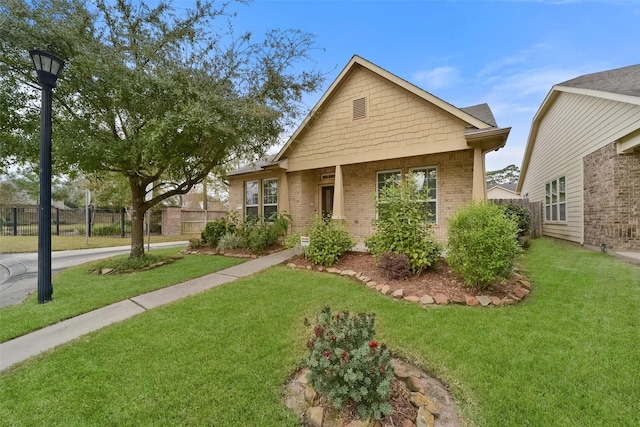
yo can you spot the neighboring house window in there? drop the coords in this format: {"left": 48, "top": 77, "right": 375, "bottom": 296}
{"left": 245, "top": 180, "right": 259, "bottom": 219}
{"left": 409, "top": 166, "right": 437, "bottom": 223}
{"left": 262, "top": 178, "right": 278, "bottom": 218}
{"left": 545, "top": 176, "right": 566, "bottom": 222}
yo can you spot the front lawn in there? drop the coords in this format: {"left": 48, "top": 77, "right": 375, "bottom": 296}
{"left": 0, "top": 239, "right": 638, "bottom": 426}
{"left": 0, "top": 248, "right": 245, "bottom": 342}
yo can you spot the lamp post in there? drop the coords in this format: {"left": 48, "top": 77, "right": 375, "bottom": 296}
{"left": 30, "top": 49, "right": 65, "bottom": 304}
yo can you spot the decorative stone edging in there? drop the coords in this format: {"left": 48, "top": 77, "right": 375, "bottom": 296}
{"left": 285, "top": 262, "right": 532, "bottom": 307}
{"left": 285, "top": 358, "right": 461, "bottom": 427}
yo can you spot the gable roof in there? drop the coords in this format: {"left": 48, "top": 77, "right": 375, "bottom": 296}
{"left": 487, "top": 182, "right": 517, "bottom": 192}
{"left": 518, "top": 63, "right": 640, "bottom": 193}
{"left": 274, "top": 55, "right": 496, "bottom": 162}
{"left": 461, "top": 103, "right": 498, "bottom": 127}
{"left": 558, "top": 64, "right": 640, "bottom": 98}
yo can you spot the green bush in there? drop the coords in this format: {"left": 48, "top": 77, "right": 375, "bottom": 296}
{"left": 366, "top": 172, "right": 441, "bottom": 274}
{"left": 447, "top": 201, "right": 521, "bottom": 289}
{"left": 201, "top": 217, "right": 235, "bottom": 247}
{"left": 284, "top": 232, "right": 303, "bottom": 249}
{"left": 235, "top": 212, "right": 291, "bottom": 253}
{"left": 216, "top": 232, "right": 241, "bottom": 251}
{"left": 303, "top": 307, "right": 394, "bottom": 421}
{"left": 305, "top": 216, "right": 355, "bottom": 266}
{"left": 499, "top": 203, "right": 532, "bottom": 238}
{"left": 91, "top": 224, "right": 122, "bottom": 236}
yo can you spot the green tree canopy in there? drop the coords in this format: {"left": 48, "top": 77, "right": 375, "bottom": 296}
{"left": 0, "top": 0, "right": 323, "bottom": 257}
{"left": 486, "top": 164, "right": 520, "bottom": 186}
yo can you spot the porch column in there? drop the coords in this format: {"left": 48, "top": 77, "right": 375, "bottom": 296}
{"left": 332, "top": 164, "right": 345, "bottom": 220}
{"left": 472, "top": 147, "right": 486, "bottom": 201}
{"left": 279, "top": 171, "right": 290, "bottom": 214}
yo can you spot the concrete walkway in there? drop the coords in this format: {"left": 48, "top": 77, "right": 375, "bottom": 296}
{"left": 0, "top": 249, "right": 294, "bottom": 372}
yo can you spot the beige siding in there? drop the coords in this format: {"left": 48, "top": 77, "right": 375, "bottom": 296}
{"left": 487, "top": 187, "right": 519, "bottom": 200}
{"left": 285, "top": 66, "right": 468, "bottom": 172}
{"left": 521, "top": 91, "right": 640, "bottom": 244}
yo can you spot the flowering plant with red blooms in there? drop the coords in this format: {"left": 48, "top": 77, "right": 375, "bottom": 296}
{"left": 303, "top": 306, "right": 394, "bottom": 421}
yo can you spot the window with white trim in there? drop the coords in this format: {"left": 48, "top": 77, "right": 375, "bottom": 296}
{"left": 262, "top": 178, "right": 278, "bottom": 218}
{"left": 409, "top": 166, "right": 437, "bottom": 222}
{"left": 244, "top": 180, "right": 259, "bottom": 219}
{"left": 376, "top": 168, "right": 438, "bottom": 223}
{"left": 545, "top": 176, "right": 566, "bottom": 222}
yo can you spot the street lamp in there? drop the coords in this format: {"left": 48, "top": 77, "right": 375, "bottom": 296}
{"left": 30, "top": 49, "right": 65, "bottom": 304}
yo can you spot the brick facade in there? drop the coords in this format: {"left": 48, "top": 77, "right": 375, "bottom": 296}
{"left": 229, "top": 150, "right": 474, "bottom": 242}
{"left": 583, "top": 142, "right": 640, "bottom": 250}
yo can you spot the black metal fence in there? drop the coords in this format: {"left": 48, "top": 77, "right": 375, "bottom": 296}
{"left": 0, "top": 206, "right": 162, "bottom": 237}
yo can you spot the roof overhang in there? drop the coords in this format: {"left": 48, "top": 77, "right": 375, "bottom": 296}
{"left": 465, "top": 127, "right": 511, "bottom": 152}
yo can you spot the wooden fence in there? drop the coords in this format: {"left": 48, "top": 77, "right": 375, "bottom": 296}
{"left": 492, "top": 199, "right": 543, "bottom": 238}
{"left": 180, "top": 210, "right": 226, "bottom": 234}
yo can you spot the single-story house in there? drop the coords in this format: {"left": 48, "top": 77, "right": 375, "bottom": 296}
{"left": 228, "top": 55, "right": 510, "bottom": 242}
{"left": 487, "top": 183, "right": 520, "bottom": 200}
{"left": 517, "top": 64, "right": 640, "bottom": 250}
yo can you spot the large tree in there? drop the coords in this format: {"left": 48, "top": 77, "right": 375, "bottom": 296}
{"left": 0, "top": 0, "right": 323, "bottom": 257}
{"left": 486, "top": 164, "right": 520, "bottom": 186}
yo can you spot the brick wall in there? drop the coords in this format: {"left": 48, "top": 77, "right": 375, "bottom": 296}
{"left": 161, "top": 207, "right": 183, "bottom": 236}
{"left": 286, "top": 149, "right": 474, "bottom": 242}
{"left": 584, "top": 142, "right": 640, "bottom": 250}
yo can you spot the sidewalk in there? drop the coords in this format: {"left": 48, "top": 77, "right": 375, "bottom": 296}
{"left": 0, "top": 249, "right": 294, "bottom": 371}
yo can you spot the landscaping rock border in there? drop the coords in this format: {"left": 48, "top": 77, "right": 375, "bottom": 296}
{"left": 286, "top": 262, "right": 532, "bottom": 307}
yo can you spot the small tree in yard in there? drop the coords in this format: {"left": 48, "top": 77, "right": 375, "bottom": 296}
{"left": 366, "top": 172, "right": 441, "bottom": 274}
{"left": 447, "top": 201, "right": 521, "bottom": 289}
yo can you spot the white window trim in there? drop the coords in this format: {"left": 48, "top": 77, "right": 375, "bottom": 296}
{"left": 409, "top": 166, "right": 438, "bottom": 224}
{"left": 262, "top": 178, "right": 278, "bottom": 218}
{"left": 244, "top": 180, "right": 259, "bottom": 219}
{"left": 544, "top": 176, "right": 566, "bottom": 224}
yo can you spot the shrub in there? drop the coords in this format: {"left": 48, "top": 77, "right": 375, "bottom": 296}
{"left": 377, "top": 252, "right": 411, "bottom": 280}
{"left": 284, "top": 232, "right": 304, "bottom": 249}
{"left": 216, "top": 232, "right": 241, "bottom": 251}
{"left": 235, "top": 213, "right": 291, "bottom": 253}
{"left": 91, "top": 224, "right": 122, "bottom": 236}
{"left": 201, "top": 218, "right": 234, "bottom": 247}
{"left": 303, "top": 307, "right": 394, "bottom": 421}
{"left": 447, "top": 201, "right": 521, "bottom": 289}
{"left": 366, "top": 172, "right": 441, "bottom": 274}
{"left": 499, "top": 203, "right": 532, "bottom": 238}
{"left": 305, "top": 216, "right": 355, "bottom": 266}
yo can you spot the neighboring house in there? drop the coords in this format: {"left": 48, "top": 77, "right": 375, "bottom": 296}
{"left": 228, "top": 55, "right": 510, "bottom": 242}
{"left": 487, "top": 183, "right": 520, "bottom": 199}
{"left": 517, "top": 64, "right": 640, "bottom": 250}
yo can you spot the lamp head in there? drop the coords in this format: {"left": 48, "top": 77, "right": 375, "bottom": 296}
{"left": 29, "top": 49, "right": 65, "bottom": 88}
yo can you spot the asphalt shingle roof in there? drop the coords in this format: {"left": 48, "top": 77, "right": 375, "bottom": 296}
{"left": 558, "top": 64, "right": 640, "bottom": 97}
{"left": 460, "top": 103, "right": 498, "bottom": 127}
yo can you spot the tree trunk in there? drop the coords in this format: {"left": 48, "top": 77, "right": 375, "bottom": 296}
{"left": 129, "top": 179, "right": 147, "bottom": 258}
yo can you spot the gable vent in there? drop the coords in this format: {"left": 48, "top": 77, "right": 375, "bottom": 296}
{"left": 353, "top": 97, "right": 366, "bottom": 120}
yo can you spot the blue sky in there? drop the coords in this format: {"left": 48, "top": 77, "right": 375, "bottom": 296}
{"left": 220, "top": 0, "right": 640, "bottom": 171}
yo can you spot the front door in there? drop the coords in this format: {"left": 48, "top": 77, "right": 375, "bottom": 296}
{"left": 321, "top": 186, "right": 334, "bottom": 219}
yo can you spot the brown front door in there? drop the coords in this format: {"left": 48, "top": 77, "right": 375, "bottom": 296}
{"left": 321, "top": 186, "right": 334, "bottom": 219}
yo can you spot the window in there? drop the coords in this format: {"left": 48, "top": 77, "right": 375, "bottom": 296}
{"left": 377, "top": 170, "right": 401, "bottom": 198}
{"left": 376, "top": 168, "right": 438, "bottom": 223}
{"left": 409, "top": 166, "right": 437, "bottom": 222}
{"left": 245, "top": 180, "right": 259, "bottom": 219}
{"left": 262, "top": 178, "right": 278, "bottom": 218}
{"left": 545, "top": 176, "right": 566, "bottom": 222}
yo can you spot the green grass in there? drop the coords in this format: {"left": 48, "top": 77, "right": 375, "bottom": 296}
{"left": 0, "top": 234, "right": 192, "bottom": 253}
{"left": 0, "top": 238, "right": 638, "bottom": 426}
{"left": 0, "top": 247, "right": 244, "bottom": 342}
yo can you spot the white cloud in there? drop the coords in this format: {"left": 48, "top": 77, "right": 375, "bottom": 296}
{"left": 412, "top": 66, "right": 461, "bottom": 90}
